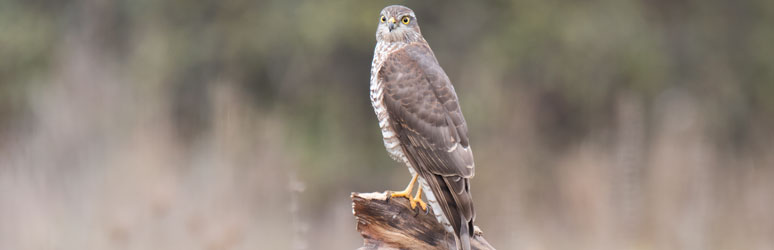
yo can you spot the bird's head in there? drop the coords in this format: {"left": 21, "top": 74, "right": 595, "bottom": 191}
{"left": 376, "top": 5, "right": 423, "bottom": 43}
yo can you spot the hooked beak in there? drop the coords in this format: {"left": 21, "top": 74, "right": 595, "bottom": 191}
{"left": 388, "top": 17, "right": 396, "bottom": 31}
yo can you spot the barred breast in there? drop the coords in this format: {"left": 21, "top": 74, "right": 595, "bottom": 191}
{"left": 370, "top": 42, "right": 411, "bottom": 166}
{"left": 369, "top": 42, "right": 456, "bottom": 235}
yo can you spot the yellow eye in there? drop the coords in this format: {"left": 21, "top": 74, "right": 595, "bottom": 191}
{"left": 380, "top": 16, "right": 386, "bottom": 23}
{"left": 401, "top": 16, "right": 410, "bottom": 24}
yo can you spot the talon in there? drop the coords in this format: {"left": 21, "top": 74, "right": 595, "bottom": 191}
{"left": 388, "top": 174, "right": 428, "bottom": 212}
{"left": 390, "top": 174, "right": 418, "bottom": 200}
{"left": 413, "top": 184, "right": 428, "bottom": 211}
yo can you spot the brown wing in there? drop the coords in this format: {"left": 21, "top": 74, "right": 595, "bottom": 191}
{"left": 379, "top": 42, "right": 475, "bottom": 248}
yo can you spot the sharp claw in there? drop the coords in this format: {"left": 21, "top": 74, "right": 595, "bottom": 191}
{"left": 387, "top": 175, "right": 429, "bottom": 214}
{"left": 412, "top": 182, "right": 428, "bottom": 213}
{"left": 390, "top": 174, "right": 419, "bottom": 201}
{"left": 407, "top": 195, "right": 427, "bottom": 213}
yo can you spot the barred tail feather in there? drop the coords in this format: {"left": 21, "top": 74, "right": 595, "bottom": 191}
{"left": 421, "top": 173, "right": 474, "bottom": 250}
{"left": 459, "top": 215, "right": 471, "bottom": 250}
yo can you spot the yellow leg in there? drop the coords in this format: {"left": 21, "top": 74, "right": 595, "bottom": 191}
{"left": 412, "top": 184, "right": 428, "bottom": 211}
{"left": 390, "top": 174, "right": 428, "bottom": 211}
{"left": 390, "top": 174, "right": 418, "bottom": 199}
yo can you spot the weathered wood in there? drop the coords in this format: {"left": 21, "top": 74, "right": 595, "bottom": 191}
{"left": 352, "top": 192, "right": 495, "bottom": 250}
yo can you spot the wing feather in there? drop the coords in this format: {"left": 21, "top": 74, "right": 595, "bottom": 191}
{"left": 379, "top": 42, "right": 475, "bottom": 248}
{"left": 380, "top": 43, "right": 474, "bottom": 177}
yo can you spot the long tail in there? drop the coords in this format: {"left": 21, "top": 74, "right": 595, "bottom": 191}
{"left": 458, "top": 210, "right": 471, "bottom": 250}
{"left": 425, "top": 173, "right": 475, "bottom": 250}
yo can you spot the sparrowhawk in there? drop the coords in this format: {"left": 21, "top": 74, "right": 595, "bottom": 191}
{"left": 369, "top": 5, "right": 476, "bottom": 250}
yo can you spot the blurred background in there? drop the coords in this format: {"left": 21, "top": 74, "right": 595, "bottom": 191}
{"left": 1, "top": 0, "right": 773, "bottom": 249}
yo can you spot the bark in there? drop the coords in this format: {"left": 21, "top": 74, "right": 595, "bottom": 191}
{"left": 352, "top": 192, "right": 495, "bottom": 250}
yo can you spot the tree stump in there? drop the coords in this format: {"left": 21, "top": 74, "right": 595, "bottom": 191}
{"left": 352, "top": 192, "right": 495, "bottom": 250}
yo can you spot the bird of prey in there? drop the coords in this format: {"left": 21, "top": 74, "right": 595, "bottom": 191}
{"left": 369, "top": 5, "right": 475, "bottom": 250}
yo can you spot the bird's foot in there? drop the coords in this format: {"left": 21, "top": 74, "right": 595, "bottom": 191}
{"left": 410, "top": 185, "right": 428, "bottom": 211}
{"left": 389, "top": 189, "right": 412, "bottom": 199}
{"left": 410, "top": 195, "right": 428, "bottom": 212}
{"left": 390, "top": 174, "right": 418, "bottom": 201}
{"left": 388, "top": 174, "right": 428, "bottom": 212}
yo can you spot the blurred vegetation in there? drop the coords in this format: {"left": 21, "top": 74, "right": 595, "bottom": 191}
{"left": 1, "top": 0, "right": 773, "bottom": 249}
